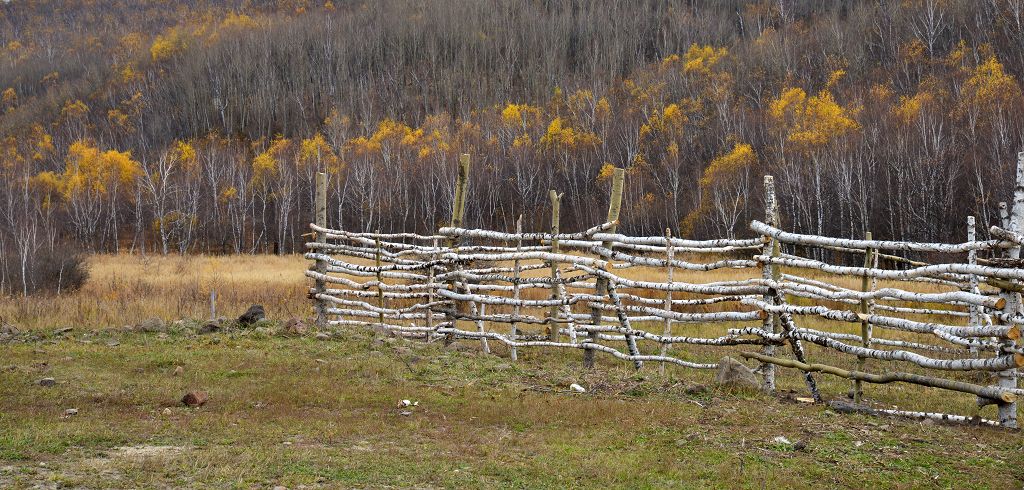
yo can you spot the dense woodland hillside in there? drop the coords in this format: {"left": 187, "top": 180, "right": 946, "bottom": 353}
{"left": 2, "top": 0, "right": 1024, "bottom": 292}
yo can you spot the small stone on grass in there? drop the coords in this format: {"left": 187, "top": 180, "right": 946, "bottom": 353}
{"left": 181, "top": 391, "right": 209, "bottom": 407}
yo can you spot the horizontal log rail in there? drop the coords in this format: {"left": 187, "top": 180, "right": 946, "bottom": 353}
{"left": 751, "top": 221, "right": 1011, "bottom": 252}
{"left": 308, "top": 214, "right": 1024, "bottom": 428}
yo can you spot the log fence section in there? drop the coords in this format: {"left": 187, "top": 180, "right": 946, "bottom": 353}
{"left": 306, "top": 153, "right": 1024, "bottom": 428}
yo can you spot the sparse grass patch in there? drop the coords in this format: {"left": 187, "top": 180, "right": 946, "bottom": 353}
{"left": 0, "top": 253, "right": 1022, "bottom": 487}
{"left": 0, "top": 327, "right": 1021, "bottom": 488}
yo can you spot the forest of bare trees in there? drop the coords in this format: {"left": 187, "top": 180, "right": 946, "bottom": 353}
{"left": 1, "top": 0, "right": 1024, "bottom": 293}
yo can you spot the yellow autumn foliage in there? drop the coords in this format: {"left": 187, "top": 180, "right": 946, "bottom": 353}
{"left": 683, "top": 44, "right": 727, "bottom": 75}
{"left": 253, "top": 136, "right": 291, "bottom": 183}
{"left": 681, "top": 142, "right": 758, "bottom": 235}
{"left": 298, "top": 133, "right": 342, "bottom": 172}
{"left": 60, "top": 99, "right": 89, "bottom": 120}
{"left": 173, "top": 140, "right": 198, "bottom": 171}
{"left": 959, "top": 56, "right": 1021, "bottom": 113}
{"left": 55, "top": 140, "right": 141, "bottom": 198}
{"left": 151, "top": 28, "right": 188, "bottom": 62}
{"left": 894, "top": 89, "right": 937, "bottom": 124}
{"left": 595, "top": 97, "right": 611, "bottom": 121}
{"left": 31, "top": 125, "right": 54, "bottom": 160}
{"left": 596, "top": 162, "right": 618, "bottom": 182}
{"left": 769, "top": 87, "right": 860, "bottom": 150}
{"left": 639, "top": 103, "right": 689, "bottom": 141}
{"left": 2, "top": 87, "right": 15, "bottom": 106}
{"left": 699, "top": 143, "right": 757, "bottom": 188}
{"left": 220, "top": 12, "right": 259, "bottom": 31}
{"left": 501, "top": 103, "right": 540, "bottom": 127}
{"left": 219, "top": 186, "right": 238, "bottom": 202}
{"left": 540, "top": 117, "right": 601, "bottom": 149}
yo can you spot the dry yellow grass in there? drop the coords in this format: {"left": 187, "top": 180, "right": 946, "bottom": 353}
{"left": 0, "top": 254, "right": 311, "bottom": 329}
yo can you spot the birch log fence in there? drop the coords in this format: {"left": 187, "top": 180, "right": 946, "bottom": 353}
{"left": 307, "top": 152, "right": 1024, "bottom": 429}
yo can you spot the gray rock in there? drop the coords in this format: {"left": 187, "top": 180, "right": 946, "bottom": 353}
{"left": 713, "top": 356, "right": 760, "bottom": 390}
{"left": 198, "top": 321, "right": 220, "bottom": 334}
{"left": 253, "top": 327, "right": 273, "bottom": 337}
{"left": 237, "top": 305, "right": 266, "bottom": 325}
{"left": 315, "top": 332, "right": 331, "bottom": 341}
{"left": 827, "top": 399, "right": 871, "bottom": 414}
{"left": 283, "top": 318, "right": 308, "bottom": 335}
{"left": 0, "top": 324, "right": 20, "bottom": 336}
{"left": 181, "top": 391, "right": 209, "bottom": 407}
{"left": 38, "top": 377, "right": 56, "bottom": 387}
{"left": 137, "top": 318, "right": 166, "bottom": 333}
{"left": 685, "top": 384, "right": 708, "bottom": 395}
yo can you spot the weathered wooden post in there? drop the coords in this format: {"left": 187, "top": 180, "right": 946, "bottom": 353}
{"left": 314, "top": 171, "right": 328, "bottom": 329}
{"left": 548, "top": 190, "right": 562, "bottom": 341}
{"left": 449, "top": 153, "right": 471, "bottom": 243}
{"left": 997, "top": 152, "right": 1024, "bottom": 428}
{"left": 760, "top": 175, "right": 777, "bottom": 391}
{"left": 476, "top": 302, "right": 490, "bottom": 354}
{"left": 444, "top": 154, "right": 471, "bottom": 345}
{"left": 426, "top": 237, "right": 437, "bottom": 341}
{"left": 659, "top": 227, "right": 674, "bottom": 376}
{"left": 999, "top": 201, "right": 1010, "bottom": 230}
{"left": 510, "top": 215, "right": 523, "bottom": 360}
{"left": 375, "top": 232, "right": 385, "bottom": 327}
{"left": 967, "top": 216, "right": 980, "bottom": 357}
{"left": 209, "top": 289, "right": 217, "bottom": 321}
{"left": 854, "top": 231, "right": 874, "bottom": 404}
{"left": 585, "top": 167, "right": 625, "bottom": 369}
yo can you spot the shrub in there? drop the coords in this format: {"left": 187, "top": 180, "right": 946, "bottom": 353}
{"left": 1, "top": 244, "right": 89, "bottom": 295}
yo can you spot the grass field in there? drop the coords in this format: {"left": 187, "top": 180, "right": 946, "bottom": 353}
{"left": 1, "top": 254, "right": 1022, "bottom": 488}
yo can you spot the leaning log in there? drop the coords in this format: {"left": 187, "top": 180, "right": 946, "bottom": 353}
{"left": 741, "top": 352, "right": 1016, "bottom": 404}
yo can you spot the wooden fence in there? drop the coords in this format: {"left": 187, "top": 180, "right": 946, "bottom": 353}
{"left": 306, "top": 152, "right": 1024, "bottom": 428}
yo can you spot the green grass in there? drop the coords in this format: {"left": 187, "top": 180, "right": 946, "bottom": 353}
{"left": 1, "top": 325, "right": 1022, "bottom": 489}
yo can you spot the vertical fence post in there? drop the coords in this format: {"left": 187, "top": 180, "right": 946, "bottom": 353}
{"left": 426, "top": 237, "right": 437, "bottom": 342}
{"left": 476, "top": 302, "right": 490, "bottom": 353}
{"left": 760, "top": 175, "right": 777, "bottom": 391}
{"left": 548, "top": 190, "right": 562, "bottom": 341}
{"left": 967, "top": 216, "right": 980, "bottom": 357}
{"left": 510, "top": 215, "right": 523, "bottom": 360}
{"left": 659, "top": 228, "right": 674, "bottom": 376}
{"left": 209, "top": 289, "right": 217, "bottom": 321}
{"left": 997, "top": 152, "right": 1024, "bottom": 428}
{"left": 585, "top": 167, "right": 625, "bottom": 369}
{"left": 449, "top": 154, "right": 471, "bottom": 244}
{"left": 444, "top": 154, "right": 471, "bottom": 345}
{"left": 854, "top": 231, "right": 874, "bottom": 404}
{"left": 375, "top": 232, "right": 385, "bottom": 327}
{"left": 314, "top": 171, "right": 328, "bottom": 330}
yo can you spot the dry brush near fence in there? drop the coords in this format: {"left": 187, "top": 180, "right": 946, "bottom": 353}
{"left": 306, "top": 153, "right": 1024, "bottom": 429}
